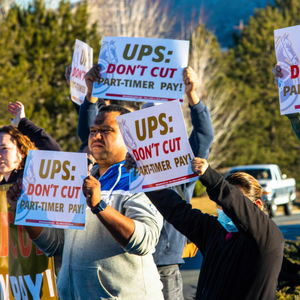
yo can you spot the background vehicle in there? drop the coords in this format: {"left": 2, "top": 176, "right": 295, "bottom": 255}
{"left": 227, "top": 164, "right": 296, "bottom": 217}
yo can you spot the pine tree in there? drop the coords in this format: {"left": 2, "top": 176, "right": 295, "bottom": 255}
{"left": 0, "top": 0, "right": 99, "bottom": 151}
{"left": 225, "top": 2, "right": 300, "bottom": 185}
{"left": 188, "top": 24, "right": 244, "bottom": 168}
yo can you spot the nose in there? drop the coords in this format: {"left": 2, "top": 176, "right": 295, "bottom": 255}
{"left": 93, "top": 130, "right": 103, "bottom": 139}
{"left": 90, "top": 129, "right": 103, "bottom": 139}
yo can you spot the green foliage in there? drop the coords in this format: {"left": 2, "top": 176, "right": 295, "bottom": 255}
{"left": 277, "top": 240, "right": 300, "bottom": 299}
{"left": 1, "top": 0, "right": 300, "bottom": 186}
{"left": 0, "top": 0, "right": 99, "bottom": 151}
{"left": 277, "top": 288, "right": 300, "bottom": 300}
{"left": 224, "top": 2, "right": 300, "bottom": 184}
{"left": 193, "top": 180, "right": 206, "bottom": 197}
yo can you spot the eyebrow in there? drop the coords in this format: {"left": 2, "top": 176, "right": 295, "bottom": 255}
{"left": 90, "top": 125, "right": 114, "bottom": 130}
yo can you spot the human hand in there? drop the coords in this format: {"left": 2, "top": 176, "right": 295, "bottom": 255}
{"left": 192, "top": 158, "right": 209, "bottom": 175}
{"left": 8, "top": 101, "right": 26, "bottom": 127}
{"left": 82, "top": 175, "right": 101, "bottom": 208}
{"left": 65, "top": 65, "right": 71, "bottom": 86}
{"left": 6, "top": 177, "right": 23, "bottom": 210}
{"left": 183, "top": 66, "right": 199, "bottom": 106}
{"left": 272, "top": 64, "right": 283, "bottom": 84}
{"left": 124, "top": 152, "right": 137, "bottom": 172}
{"left": 85, "top": 64, "right": 101, "bottom": 102}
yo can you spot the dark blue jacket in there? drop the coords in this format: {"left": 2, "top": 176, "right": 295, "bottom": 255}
{"left": 287, "top": 113, "right": 300, "bottom": 141}
{"left": 153, "top": 101, "right": 213, "bottom": 265}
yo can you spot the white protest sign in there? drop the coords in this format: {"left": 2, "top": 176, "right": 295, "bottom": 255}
{"left": 117, "top": 100, "right": 198, "bottom": 192}
{"left": 15, "top": 150, "right": 88, "bottom": 230}
{"left": 274, "top": 25, "right": 300, "bottom": 115}
{"left": 92, "top": 37, "right": 189, "bottom": 103}
{"left": 70, "top": 39, "right": 93, "bottom": 105}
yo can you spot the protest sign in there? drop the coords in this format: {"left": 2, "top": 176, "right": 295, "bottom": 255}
{"left": 92, "top": 37, "right": 189, "bottom": 103}
{"left": 0, "top": 184, "right": 58, "bottom": 299}
{"left": 274, "top": 25, "right": 300, "bottom": 115}
{"left": 117, "top": 100, "right": 198, "bottom": 192}
{"left": 70, "top": 39, "right": 93, "bottom": 105}
{"left": 15, "top": 150, "right": 87, "bottom": 230}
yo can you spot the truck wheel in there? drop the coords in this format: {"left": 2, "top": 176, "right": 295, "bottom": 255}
{"left": 284, "top": 200, "right": 293, "bottom": 216}
{"left": 268, "top": 203, "right": 277, "bottom": 218}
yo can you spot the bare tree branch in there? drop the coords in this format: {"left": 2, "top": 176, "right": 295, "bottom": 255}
{"left": 188, "top": 24, "right": 244, "bottom": 168}
{"left": 87, "top": 0, "right": 174, "bottom": 38}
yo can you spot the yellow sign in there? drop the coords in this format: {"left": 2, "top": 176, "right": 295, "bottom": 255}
{"left": 0, "top": 184, "right": 58, "bottom": 299}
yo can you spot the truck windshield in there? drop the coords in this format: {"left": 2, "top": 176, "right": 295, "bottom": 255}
{"left": 230, "top": 169, "right": 271, "bottom": 180}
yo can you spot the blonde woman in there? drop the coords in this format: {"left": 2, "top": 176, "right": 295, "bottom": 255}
{"left": 146, "top": 158, "right": 284, "bottom": 300}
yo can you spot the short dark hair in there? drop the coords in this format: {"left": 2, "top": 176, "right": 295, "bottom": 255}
{"left": 98, "top": 104, "right": 130, "bottom": 115}
{"left": 111, "top": 100, "right": 143, "bottom": 111}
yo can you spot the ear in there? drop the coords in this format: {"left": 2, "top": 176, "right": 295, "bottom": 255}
{"left": 254, "top": 199, "right": 264, "bottom": 211}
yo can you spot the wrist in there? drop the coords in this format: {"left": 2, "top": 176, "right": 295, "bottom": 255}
{"left": 186, "top": 91, "right": 199, "bottom": 106}
{"left": 91, "top": 200, "right": 107, "bottom": 214}
{"left": 86, "top": 94, "right": 98, "bottom": 103}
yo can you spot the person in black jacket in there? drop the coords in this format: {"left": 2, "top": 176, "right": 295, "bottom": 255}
{"left": 146, "top": 157, "right": 284, "bottom": 300}
{"left": 7, "top": 101, "right": 61, "bottom": 152}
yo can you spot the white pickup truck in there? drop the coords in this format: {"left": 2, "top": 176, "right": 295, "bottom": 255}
{"left": 227, "top": 164, "right": 296, "bottom": 217}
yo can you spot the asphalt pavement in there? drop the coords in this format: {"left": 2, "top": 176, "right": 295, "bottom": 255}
{"left": 180, "top": 210, "right": 300, "bottom": 300}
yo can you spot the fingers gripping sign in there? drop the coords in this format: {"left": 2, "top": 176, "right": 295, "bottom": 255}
{"left": 183, "top": 66, "right": 198, "bottom": 94}
{"left": 6, "top": 177, "right": 23, "bottom": 210}
{"left": 8, "top": 101, "right": 26, "bottom": 127}
{"left": 124, "top": 152, "right": 137, "bottom": 172}
{"left": 82, "top": 175, "right": 101, "bottom": 208}
{"left": 84, "top": 64, "right": 101, "bottom": 102}
{"left": 65, "top": 65, "right": 71, "bottom": 86}
{"left": 272, "top": 64, "right": 284, "bottom": 85}
{"left": 183, "top": 66, "right": 200, "bottom": 106}
{"left": 192, "top": 157, "right": 208, "bottom": 176}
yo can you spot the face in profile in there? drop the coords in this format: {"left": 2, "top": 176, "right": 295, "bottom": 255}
{"left": 0, "top": 133, "right": 24, "bottom": 178}
{"left": 88, "top": 111, "right": 127, "bottom": 166}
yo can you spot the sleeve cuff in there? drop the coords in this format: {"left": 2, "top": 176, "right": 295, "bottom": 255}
{"left": 199, "top": 165, "right": 223, "bottom": 188}
{"left": 122, "top": 220, "right": 144, "bottom": 252}
{"left": 189, "top": 100, "right": 206, "bottom": 112}
{"left": 17, "top": 118, "right": 30, "bottom": 130}
{"left": 83, "top": 97, "right": 98, "bottom": 108}
{"left": 122, "top": 220, "right": 157, "bottom": 255}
